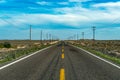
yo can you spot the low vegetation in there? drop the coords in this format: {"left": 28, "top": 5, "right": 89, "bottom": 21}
{"left": 0, "top": 42, "right": 11, "bottom": 48}
{"left": 69, "top": 40, "right": 120, "bottom": 65}
{"left": 78, "top": 45, "right": 120, "bottom": 64}
{"left": 0, "top": 40, "right": 57, "bottom": 64}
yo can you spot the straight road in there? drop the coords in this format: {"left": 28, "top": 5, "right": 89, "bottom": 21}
{"left": 0, "top": 42, "right": 120, "bottom": 80}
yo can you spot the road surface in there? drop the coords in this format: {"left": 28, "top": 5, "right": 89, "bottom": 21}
{"left": 0, "top": 42, "right": 120, "bottom": 80}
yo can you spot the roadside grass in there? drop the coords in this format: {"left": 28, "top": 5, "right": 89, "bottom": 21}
{"left": 75, "top": 45, "right": 120, "bottom": 65}
{"left": 0, "top": 44, "right": 51, "bottom": 64}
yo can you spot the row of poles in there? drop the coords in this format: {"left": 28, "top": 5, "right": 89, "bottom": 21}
{"left": 29, "top": 25, "right": 58, "bottom": 45}
{"left": 68, "top": 26, "right": 96, "bottom": 41}
{"left": 29, "top": 25, "right": 96, "bottom": 45}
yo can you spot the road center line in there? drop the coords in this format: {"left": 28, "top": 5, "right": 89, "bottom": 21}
{"left": 61, "top": 54, "right": 64, "bottom": 59}
{"left": 60, "top": 68, "right": 65, "bottom": 80}
{"left": 62, "top": 49, "right": 64, "bottom": 53}
{"left": 60, "top": 45, "right": 65, "bottom": 80}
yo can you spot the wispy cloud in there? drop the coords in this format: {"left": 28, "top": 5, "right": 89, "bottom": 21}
{"left": 36, "top": 1, "right": 52, "bottom": 6}
{"left": 93, "top": 1, "right": 120, "bottom": 8}
{"left": 69, "top": 0, "right": 91, "bottom": 2}
{"left": 57, "top": 2, "right": 69, "bottom": 5}
{"left": 54, "top": 6, "right": 120, "bottom": 25}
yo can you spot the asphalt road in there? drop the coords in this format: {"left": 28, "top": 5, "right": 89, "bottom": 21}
{"left": 0, "top": 42, "right": 120, "bottom": 80}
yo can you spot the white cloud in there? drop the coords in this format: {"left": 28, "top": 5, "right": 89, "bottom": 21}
{"left": 9, "top": 14, "right": 84, "bottom": 27}
{"left": 0, "top": 13, "right": 90, "bottom": 28}
{"left": 93, "top": 1, "right": 120, "bottom": 8}
{"left": 54, "top": 5, "right": 120, "bottom": 26}
{"left": 69, "top": 0, "right": 91, "bottom": 2}
{"left": 0, "top": 19, "right": 8, "bottom": 26}
{"left": 36, "top": 1, "right": 52, "bottom": 6}
{"left": 1, "top": 9, "right": 119, "bottom": 29}
{"left": 0, "top": 1, "right": 120, "bottom": 29}
{"left": 57, "top": 2, "right": 69, "bottom": 5}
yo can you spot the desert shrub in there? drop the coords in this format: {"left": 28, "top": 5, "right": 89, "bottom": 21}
{"left": 3, "top": 42, "right": 11, "bottom": 48}
{"left": 0, "top": 43, "right": 4, "bottom": 48}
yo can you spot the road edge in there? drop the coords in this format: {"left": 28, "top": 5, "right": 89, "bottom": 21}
{"left": 71, "top": 45, "right": 120, "bottom": 70}
{"left": 0, "top": 45, "right": 53, "bottom": 70}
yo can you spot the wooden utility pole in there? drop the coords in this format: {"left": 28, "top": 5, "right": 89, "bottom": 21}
{"left": 92, "top": 26, "right": 96, "bottom": 41}
{"left": 30, "top": 25, "right": 31, "bottom": 41}
{"left": 92, "top": 26, "right": 96, "bottom": 46}
{"left": 49, "top": 34, "right": 51, "bottom": 43}
{"left": 77, "top": 34, "right": 79, "bottom": 43}
{"left": 82, "top": 32, "right": 84, "bottom": 40}
{"left": 29, "top": 25, "right": 32, "bottom": 47}
{"left": 40, "top": 30, "right": 43, "bottom": 45}
{"left": 46, "top": 33, "right": 48, "bottom": 44}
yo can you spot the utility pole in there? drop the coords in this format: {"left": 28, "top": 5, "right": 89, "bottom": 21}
{"left": 40, "top": 30, "right": 42, "bottom": 45}
{"left": 49, "top": 34, "right": 51, "bottom": 43}
{"left": 92, "top": 26, "right": 96, "bottom": 41}
{"left": 46, "top": 33, "right": 48, "bottom": 44}
{"left": 92, "top": 26, "right": 96, "bottom": 46}
{"left": 82, "top": 32, "right": 84, "bottom": 40}
{"left": 73, "top": 34, "right": 76, "bottom": 41}
{"left": 77, "top": 34, "right": 79, "bottom": 43}
{"left": 30, "top": 25, "right": 31, "bottom": 41}
{"left": 29, "top": 25, "right": 32, "bottom": 47}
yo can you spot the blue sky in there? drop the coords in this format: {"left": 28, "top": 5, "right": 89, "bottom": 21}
{"left": 0, "top": 0, "right": 120, "bottom": 40}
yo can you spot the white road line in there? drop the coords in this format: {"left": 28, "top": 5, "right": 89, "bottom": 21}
{"left": 0, "top": 46, "right": 52, "bottom": 70}
{"left": 72, "top": 45, "right": 120, "bottom": 70}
